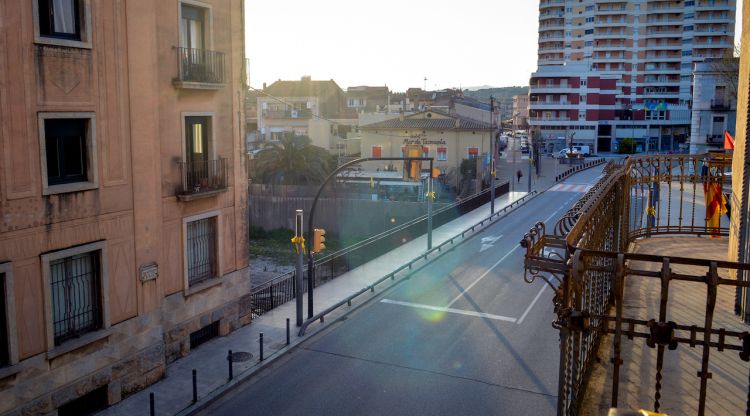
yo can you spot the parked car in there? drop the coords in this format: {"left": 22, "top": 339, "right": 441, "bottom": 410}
{"left": 556, "top": 149, "right": 575, "bottom": 158}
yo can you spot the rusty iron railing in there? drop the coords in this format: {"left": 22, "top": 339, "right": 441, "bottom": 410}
{"left": 520, "top": 153, "right": 750, "bottom": 415}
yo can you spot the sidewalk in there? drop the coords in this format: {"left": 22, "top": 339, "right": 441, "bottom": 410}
{"left": 98, "top": 157, "right": 597, "bottom": 416}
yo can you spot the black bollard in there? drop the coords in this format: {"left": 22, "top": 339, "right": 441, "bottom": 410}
{"left": 286, "top": 319, "right": 290, "bottom": 346}
{"left": 259, "top": 333, "right": 264, "bottom": 361}
{"left": 227, "top": 350, "right": 233, "bottom": 381}
{"left": 149, "top": 392, "right": 155, "bottom": 416}
{"left": 192, "top": 369, "right": 197, "bottom": 403}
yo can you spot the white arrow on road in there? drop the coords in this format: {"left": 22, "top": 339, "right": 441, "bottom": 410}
{"left": 479, "top": 235, "right": 503, "bottom": 253}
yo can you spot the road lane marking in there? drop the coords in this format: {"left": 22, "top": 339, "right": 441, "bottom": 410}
{"left": 479, "top": 235, "right": 503, "bottom": 253}
{"left": 380, "top": 299, "right": 517, "bottom": 323}
{"left": 445, "top": 246, "right": 520, "bottom": 308}
{"left": 517, "top": 285, "right": 546, "bottom": 325}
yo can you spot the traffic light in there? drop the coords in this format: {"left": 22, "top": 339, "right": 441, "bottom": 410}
{"left": 403, "top": 144, "right": 422, "bottom": 181}
{"left": 313, "top": 228, "right": 326, "bottom": 253}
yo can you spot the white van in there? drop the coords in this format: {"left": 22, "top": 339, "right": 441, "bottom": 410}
{"left": 572, "top": 145, "right": 591, "bottom": 156}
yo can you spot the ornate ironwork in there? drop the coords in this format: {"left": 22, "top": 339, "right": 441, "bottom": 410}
{"left": 521, "top": 153, "right": 749, "bottom": 415}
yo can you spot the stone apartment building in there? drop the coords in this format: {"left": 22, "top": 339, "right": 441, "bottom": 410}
{"left": 0, "top": 0, "right": 249, "bottom": 414}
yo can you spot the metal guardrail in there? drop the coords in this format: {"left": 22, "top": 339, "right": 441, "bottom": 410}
{"left": 250, "top": 181, "right": 510, "bottom": 318}
{"left": 521, "top": 152, "right": 738, "bottom": 416}
{"left": 554, "top": 157, "right": 607, "bottom": 182}
{"left": 298, "top": 190, "right": 539, "bottom": 336}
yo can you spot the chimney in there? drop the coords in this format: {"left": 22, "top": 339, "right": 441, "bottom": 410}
{"left": 301, "top": 75, "right": 311, "bottom": 82}
{"left": 262, "top": 82, "right": 267, "bottom": 90}
{"left": 399, "top": 109, "right": 404, "bottom": 121}
{"left": 455, "top": 118, "right": 460, "bottom": 128}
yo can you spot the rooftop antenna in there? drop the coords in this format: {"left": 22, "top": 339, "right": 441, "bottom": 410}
{"left": 424, "top": 76, "right": 427, "bottom": 91}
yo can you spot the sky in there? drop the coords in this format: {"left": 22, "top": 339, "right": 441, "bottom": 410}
{"left": 246, "top": 0, "right": 744, "bottom": 93}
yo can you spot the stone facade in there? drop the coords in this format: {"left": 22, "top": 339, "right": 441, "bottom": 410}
{"left": 729, "top": 2, "right": 750, "bottom": 320}
{"left": 0, "top": 0, "right": 250, "bottom": 414}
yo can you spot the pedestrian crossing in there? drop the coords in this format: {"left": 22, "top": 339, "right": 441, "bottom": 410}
{"left": 549, "top": 183, "right": 592, "bottom": 193}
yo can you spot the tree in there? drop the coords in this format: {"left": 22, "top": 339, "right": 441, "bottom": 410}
{"left": 619, "top": 138, "right": 636, "bottom": 154}
{"left": 252, "top": 135, "right": 335, "bottom": 185}
{"left": 707, "top": 42, "right": 740, "bottom": 100}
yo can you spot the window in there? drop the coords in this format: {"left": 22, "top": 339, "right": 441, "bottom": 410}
{"left": 45, "top": 119, "right": 87, "bottom": 185}
{"left": 180, "top": 3, "right": 207, "bottom": 50}
{"left": 34, "top": 0, "right": 91, "bottom": 48}
{"left": 38, "top": 113, "right": 98, "bottom": 195}
{"left": 38, "top": 0, "right": 80, "bottom": 40}
{"left": 0, "top": 263, "right": 16, "bottom": 368}
{"left": 372, "top": 146, "right": 382, "bottom": 158}
{"left": 437, "top": 147, "right": 447, "bottom": 161}
{"left": 185, "top": 116, "right": 211, "bottom": 164}
{"left": 44, "top": 246, "right": 103, "bottom": 346}
{"left": 0, "top": 271, "right": 7, "bottom": 367}
{"left": 186, "top": 216, "right": 218, "bottom": 287}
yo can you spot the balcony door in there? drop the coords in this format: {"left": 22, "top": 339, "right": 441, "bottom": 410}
{"left": 186, "top": 116, "right": 210, "bottom": 165}
{"left": 180, "top": 4, "right": 205, "bottom": 51}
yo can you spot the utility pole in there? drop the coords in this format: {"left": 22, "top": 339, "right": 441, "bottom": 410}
{"left": 490, "top": 95, "right": 496, "bottom": 214}
{"left": 527, "top": 130, "right": 532, "bottom": 194}
{"left": 293, "top": 210, "right": 304, "bottom": 326}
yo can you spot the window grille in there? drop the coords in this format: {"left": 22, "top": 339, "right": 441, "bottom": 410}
{"left": 50, "top": 252, "right": 101, "bottom": 346}
{"left": 186, "top": 217, "right": 217, "bottom": 286}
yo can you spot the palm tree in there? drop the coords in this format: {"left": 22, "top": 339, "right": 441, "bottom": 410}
{"left": 252, "top": 135, "right": 334, "bottom": 185}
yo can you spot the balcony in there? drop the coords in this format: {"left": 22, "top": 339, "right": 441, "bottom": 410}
{"left": 711, "top": 99, "right": 730, "bottom": 110}
{"left": 522, "top": 153, "right": 738, "bottom": 415}
{"left": 177, "top": 158, "right": 229, "bottom": 201}
{"left": 706, "top": 133, "right": 724, "bottom": 144}
{"left": 173, "top": 47, "right": 226, "bottom": 90}
{"left": 262, "top": 110, "right": 313, "bottom": 119}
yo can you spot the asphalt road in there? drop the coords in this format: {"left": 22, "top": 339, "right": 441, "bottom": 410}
{"left": 202, "top": 168, "right": 605, "bottom": 416}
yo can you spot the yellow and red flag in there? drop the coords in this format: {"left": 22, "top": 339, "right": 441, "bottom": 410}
{"left": 704, "top": 180, "right": 727, "bottom": 238}
{"left": 724, "top": 131, "right": 735, "bottom": 150}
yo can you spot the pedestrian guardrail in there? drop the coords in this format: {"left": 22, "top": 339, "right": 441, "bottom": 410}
{"left": 554, "top": 157, "right": 607, "bottom": 182}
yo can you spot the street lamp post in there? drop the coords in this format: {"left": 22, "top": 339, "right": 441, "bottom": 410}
{"left": 490, "top": 96, "right": 496, "bottom": 215}
{"left": 304, "top": 156, "right": 434, "bottom": 320}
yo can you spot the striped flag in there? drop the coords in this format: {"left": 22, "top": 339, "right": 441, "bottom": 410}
{"left": 704, "top": 180, "right": 727, "bottom": 238}
{"left": 724, "top": 131, "right": 735, "bottom": 150}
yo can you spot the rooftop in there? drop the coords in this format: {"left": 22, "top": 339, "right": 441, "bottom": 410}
{"left": 360, "top": 110, "right": 492, "bottom": 131}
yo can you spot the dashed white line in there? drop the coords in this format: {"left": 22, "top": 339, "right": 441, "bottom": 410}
{"left": 380, "top": 299, "right": 517, "bottom": 323}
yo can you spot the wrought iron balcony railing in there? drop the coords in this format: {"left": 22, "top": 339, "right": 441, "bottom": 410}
{"left": 177, "top": 158, "right": 228, "bottom": 201}
{"left": 521, "top": 153, "right": 742, "bottom": 415}
{"left": 175, "top": 47, "right": 225, "bottom": 87}
{"left": 711, "top": 99, "right": 730, "bottom": 110}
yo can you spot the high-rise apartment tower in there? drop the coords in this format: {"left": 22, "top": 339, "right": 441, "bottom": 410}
{"left": 530, "top": 0, "right": 736, "bottom": 153}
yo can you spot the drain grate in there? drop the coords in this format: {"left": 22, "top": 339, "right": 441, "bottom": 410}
{"left": 231, "top": 351, "right": 253, "bottom": 362}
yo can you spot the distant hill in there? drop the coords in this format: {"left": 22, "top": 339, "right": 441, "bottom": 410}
{"left": 462, "top": 85, "right": 497, "bottom": 91}
{"left": 463, "top": 86, "right": 529, "bottom": 102}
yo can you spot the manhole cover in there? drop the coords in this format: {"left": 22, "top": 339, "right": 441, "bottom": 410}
{"left": 231, "top": 351, "right": 253, "bottom": 362}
